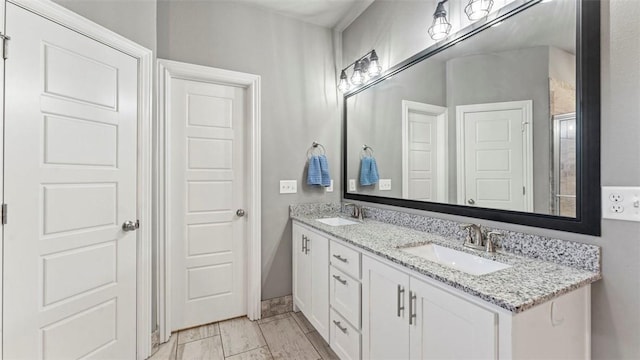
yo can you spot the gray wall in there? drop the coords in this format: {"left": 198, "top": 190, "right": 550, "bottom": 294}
{"left": 52, "top": 0, "right": 157, "bottom": 53}
{"left": 445, "top": 46, "right": 551, "bottom": 212}
{"left": 157, "top": 0, "right": 341, "bottom": 300}
{"left": 342, "top": 0, "right": 640, "bottom": 358}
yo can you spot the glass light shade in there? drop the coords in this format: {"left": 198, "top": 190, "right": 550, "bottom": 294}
{"left": 351, "top": 61, "right": 365, "bottom": 85}
{"left": 428, "top": 16, "right": 452, "bottom": 40}
{"left": 464, "top": 0, "right": 494, "bottom": 21}
{"left": 338, "top": 77, "right": 350, "bottom": 92}
{"left": 368, "top": 59, "right": 382, "bottom": 76}
{"left": 351, "top": 70, "right": 365, "bottom": 85}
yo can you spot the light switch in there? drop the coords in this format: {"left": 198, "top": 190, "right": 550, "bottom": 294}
{"left": 279, "top": 180, "right": 297, "bottom": 194}
{"left": 326, "top": 180, "right": 334, "bottom": 192}
{"left": 349, "top": 179, "right": 356, "bottom": 192}
{"left": 379, "top": 179, "right": 391, "bottom": 191}
{"left": 602, "top": 186, "right": 640, "bottom": 222}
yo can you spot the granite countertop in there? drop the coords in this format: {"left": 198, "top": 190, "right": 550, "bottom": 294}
{"left": 290, "top": 210, "right": 601, "bottom": 314}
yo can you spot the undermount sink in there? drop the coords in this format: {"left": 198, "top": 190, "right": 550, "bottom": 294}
{"left": 401, "top": 243, "right": 511, "bottom": 276}
{"left": 316, "top": 217, "right": 360, "bottom": 226}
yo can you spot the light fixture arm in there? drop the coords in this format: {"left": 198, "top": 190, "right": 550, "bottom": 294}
{"left": 340, "top": 49, "right": 378, "bottom": 73}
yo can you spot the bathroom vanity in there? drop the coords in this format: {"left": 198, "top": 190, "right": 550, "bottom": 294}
{"left": 290, "top": 205, "right": 600, "bottom": 360}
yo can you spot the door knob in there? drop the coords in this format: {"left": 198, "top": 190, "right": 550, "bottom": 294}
{"left": 467, "top": 199, "right": 476, "bottom": 205}
{"left": 236, "top": 209, "right": 246, "bottom": 217}
{"left": 122, "top": 220, "right": 139, "bottom": 232}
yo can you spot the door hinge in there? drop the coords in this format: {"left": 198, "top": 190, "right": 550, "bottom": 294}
{"left": 2, "top": 204, "right": 7, "bottom": 225}
{"left": 0, "top": 33, "right": 10, "bottom": 60}
{"left": 521, "top": 121, "right": 529, "bottom": 133}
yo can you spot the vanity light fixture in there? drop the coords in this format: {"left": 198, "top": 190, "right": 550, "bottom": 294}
{"left": 464, "top": 0, "right": 494, "bottom": 21}
{"left": 337, "top": 49, "right": 383, "bottom": 93}
{"left": 428, "top": 0, "right": 452, "bottom": 41}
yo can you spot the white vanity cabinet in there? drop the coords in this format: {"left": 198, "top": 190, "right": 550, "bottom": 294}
{"left": 362, "top": 254, "right": 590, "bottom": 360}
{"left": 292, "top": 221, "right": 591, "bottom": 360}
{"left": 361, "top": 256, "right": 494, "bottom": 359}
{"left": 292, "top": 222, "right": 329, "bottom": 340}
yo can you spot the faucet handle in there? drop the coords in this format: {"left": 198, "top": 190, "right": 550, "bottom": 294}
{"left": 485, "top": 231, "right": 503, "bottom": 252}
{"left": 459, "top": 223, "right": 474, "bottom": 230}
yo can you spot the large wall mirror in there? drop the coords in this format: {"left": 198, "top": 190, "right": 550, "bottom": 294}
{"left": 343, "top": 0, "right": 600, "bottom": 235}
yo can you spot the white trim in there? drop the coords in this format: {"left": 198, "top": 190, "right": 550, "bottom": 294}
{"left": 5, "top": 1, "right": 153, "bottom": 359}
{"left": 401, "top": 100, "right": 448, "bottom": 202}
{"left": 156, "top": 59, "right": 262, "bottom": 342}
{"left": 456, "top": 100, "right": 534, "bottom": 212}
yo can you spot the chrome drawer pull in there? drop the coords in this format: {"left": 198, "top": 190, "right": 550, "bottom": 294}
{"left": 332, "top": 254, "right": 348, "bottom": 263}
{"left": 333, "top": 320, "right": 348, "bottom": 334}
{"left": 397, "top": 285, "right": 405, "bottom": 317}
{"left": 332, "top": 274, "right": 347, "bottom": 285}
{"left": 409, "top": 291, "right": 417, "bottom": 325}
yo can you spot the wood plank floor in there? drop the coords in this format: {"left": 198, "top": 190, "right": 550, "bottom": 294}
{"left": 150, "top": 312, "right": 338, "bottom": 360}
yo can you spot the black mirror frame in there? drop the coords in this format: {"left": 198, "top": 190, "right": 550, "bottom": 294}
{"left": 342, "top": 0, "right": 601, "bottom": 236}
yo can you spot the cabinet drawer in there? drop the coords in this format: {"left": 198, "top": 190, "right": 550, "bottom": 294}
{"left": 330, "top": 266, "right": 361, "bottom": 328}
{"left": 330, "top": 240, "right": 361, "bottom": 279}
{"left": 330, "top": 309, "right": 361, "bottom": 360}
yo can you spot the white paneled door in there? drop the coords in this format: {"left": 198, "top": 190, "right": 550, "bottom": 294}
{"left": 170, "top": 78, "right": 247, "bottom": 330}
{"left": 3, "top": 4, "right": 138, "bottom": 359}
{"left": 456, "top": 101, "right": 533, "bottom": 212}
{"left": 401, "top": 101, "right": 448, "bottom": 202}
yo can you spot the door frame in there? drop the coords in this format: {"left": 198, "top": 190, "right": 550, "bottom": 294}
{"left": 455, "top": 100, "right": 533, "bottom": 211}
{"left": 401, "top": 100, "right": 448, "bottom": 202}
{"left": 2, "top": 0, "right": 153, "bottom": 359}
{"left": 156, "top": 59, "right": 262, "bottom": 342}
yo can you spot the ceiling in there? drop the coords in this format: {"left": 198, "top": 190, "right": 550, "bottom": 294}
{"left": 235, "top": 0, "right": 369, "bottom": 28}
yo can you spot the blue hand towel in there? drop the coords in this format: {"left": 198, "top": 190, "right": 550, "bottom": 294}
{"left": 318, "top": 155, "right": 332, "bottom": 187}
{"left": 307, "top": 155, "right": 322, "bottom": 185}
{"left": 360, "top": 156, "right": 380, "bottom": 186}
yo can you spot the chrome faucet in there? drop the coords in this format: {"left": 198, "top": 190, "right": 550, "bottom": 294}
{"left": 459, "top": 224, "right": 502, "bottom": 253}
{"left": 343, "top": 203, "right": 364, "bottom": 221}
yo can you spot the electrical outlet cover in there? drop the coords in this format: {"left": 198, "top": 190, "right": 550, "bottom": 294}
{"left": 349, "top": 179, "right": 356, "bottom": 192}
{"left": 602, "top": 186, "right": 640, "bottom": 221}
{"left": 326, "top": 180, "right": 334, "bottom": 192}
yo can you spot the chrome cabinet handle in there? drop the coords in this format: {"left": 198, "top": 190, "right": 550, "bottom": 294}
{"left": 236, "top": 209, "right": 246, "bottom": 217}
{"left": 304, "top": 236, "right": 310, "bottom": 254}
{"left": 332, "top": 254, "right": 348, "bottom": 263}
{"left": 332, "top": 275, "right": 347, "bottom": 285}
{"left": 333, "top": 320, "right": 348, "bottom": 334}
{"left": 122, "top": 220, "right": 139, "bottom": 232}
{"left": 397, "top": 285, "right": 405, "bottom": 317}
{"left": 467, "top": 198, "right": 476, "bottom": 205}
{"left": 409, "top": 291, "right": 417, "bottom": 325}
{"left": 301, "top": 235, "right": 307, "bottom": 253}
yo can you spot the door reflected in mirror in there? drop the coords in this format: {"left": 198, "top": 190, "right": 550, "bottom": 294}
{"left": 346, "top": 0, "right": 577, "bottom": 217}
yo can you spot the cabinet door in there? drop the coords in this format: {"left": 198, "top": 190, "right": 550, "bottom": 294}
{"left": 362, "top": 256, "right": 410, "bottom": 360}
{"left": 308, "top": 230, "right": 329, "bottom": 341}
{"left": 292, "top": 224, "right": 311, "bottom": 314}
{"left": 409, "top": 278, "right": 497, "bottom": 360}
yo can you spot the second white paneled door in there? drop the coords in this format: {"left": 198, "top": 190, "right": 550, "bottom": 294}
{"left": 170, "top": 78, "right": 247, "bottom": 330}
{"left": 3, "top": 3, "right": 138, "bottom": 359}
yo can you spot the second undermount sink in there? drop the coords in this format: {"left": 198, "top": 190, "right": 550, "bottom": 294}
{"left": 401, "top": 243, "right": 511, "bottom": 276}
{"left": 316, "top": 217, "right": 360, "bottom": 226}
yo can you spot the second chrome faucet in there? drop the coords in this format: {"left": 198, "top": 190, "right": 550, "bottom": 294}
{"left": 460, "top": 224, "right": 502, "bottom": 253}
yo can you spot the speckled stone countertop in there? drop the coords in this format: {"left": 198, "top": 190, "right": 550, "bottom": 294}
{"left": 290, "top": 205, "right": 601, "bottom": 313}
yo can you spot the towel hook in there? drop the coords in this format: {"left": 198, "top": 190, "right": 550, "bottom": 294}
{"left": 307, "top": 141, "right": 326, "bottom": 159}
{"left": 360, "top": 144, "right": 374, "bottom": 159}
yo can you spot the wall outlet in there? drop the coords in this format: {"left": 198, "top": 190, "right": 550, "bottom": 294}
{"left": 349, "top": 179, "right": 356, "bottom": 192}
{"left": 379, "top": 179, "right": 391, "bottom": 191}
{"left": 326, "top": 180, "right": 334, "bottom": 192}
{"left": 602, "top": 186, "right": 640, "bottom": 221}
{"left": 279, "top": 180, "right": 297, "bottom": 194}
